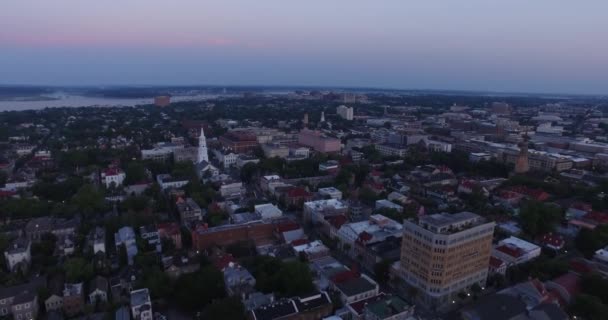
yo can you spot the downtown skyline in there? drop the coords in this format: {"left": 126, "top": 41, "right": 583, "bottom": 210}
{"left": 2, "top": 0, "right": 608, "bottom": 95}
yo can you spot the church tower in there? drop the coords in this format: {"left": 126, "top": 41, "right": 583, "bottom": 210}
{"left": 197, "top": 128, "right": 209, "bottom": 163}
{"left": 515, "top": 134, "right": 530, "bottom": 174}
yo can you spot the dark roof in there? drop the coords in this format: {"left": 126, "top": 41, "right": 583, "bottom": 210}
{"left": 12, "top": 290, "right": 37, "bottom": 305}
{"left": 293, "top": 291, "right": 331, "bottom": 313}
{"left": 462, "top": 294, "right": 527, "bottom": 320}
{"left": 251, "top": 299, "right": 298, "bottom": 320}
{"left": 335, "top": 276, "right": 377, "bottom": 296}
{"left": 0, "top": 277, "right": 45, "bottom": 300}
{"left": 532, "top": 303, "right": 569, "bottom": 320}
{"left": 89, "top": 276, "right": 108, "bottom": 294}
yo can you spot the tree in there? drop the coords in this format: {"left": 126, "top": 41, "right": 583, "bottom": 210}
{"left": 580, "top": 273, "right": 608, "bottom": 304}
{"left": 568, "top": 294, "right": 608, "bottom": 320}
{"left": 173, "top": 266, "right": 226, "bottom": 311}
{"left": 374, "top": 260, "right": 392, "bottom": 285}
{"left": 199, "top": 297, "right": 245, "bottom": 320}
{"left": 71, "top": 184, "right": 107, "bottom": 216}
{"left": 276, "top": 261, "right": 315, "bottom": 297}
{"left": 64, "top": 257, "right": 94, "bottom": 283}
{"left": 518, "top": 201, "right": 563, "bottom": 237}
{"left": 576, "top": 225, "right": 608, "bottom": 258}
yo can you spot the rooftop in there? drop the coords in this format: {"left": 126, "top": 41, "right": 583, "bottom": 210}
{"left": 417, "top": 211, "right": 487, "bottom": 234}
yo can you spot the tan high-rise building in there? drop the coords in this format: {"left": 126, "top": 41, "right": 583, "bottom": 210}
{"left": 397, "top": 212, "right": 495, "bottom": 308}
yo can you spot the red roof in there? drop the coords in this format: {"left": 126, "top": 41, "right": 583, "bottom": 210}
{"left": 495, "top": 244, "right": 525, "bottom": 258}
{"left": 327, "top": 215, "right": 348, "bottom": 229}
{"left": 331, "top": 269, "right": 360, "bottom": 284}
{"left": 357, "top": 231, "right": 373, "bottom": 243}
{"left": 286, "top": 187, "right": 312, "bottom": 198}
{"left": 489, "top": 256, "right": 506, "bottom": 268}
{"left": 103, "top": 167, "right": 123, "bottom": 176}
{"left": 0, "top": 190, "right": 17, "bottom": 198}
{"left": 570, "top": 202, "right": 592, "bottom": 212}
{"left": 157, "top": 222, "right": 180, "bottom": 235}
{"left": 583, "top": 211, "right": 608, "bottom": 225}
{"left": 276, "top": 222, "right": 301, "bottom": 233}
{"left": 507, "top": 186, "right": 550, "bottom": 201}
{"left": 460, "top": 180, "right": 477, "bottom": 190}
{"left": 290, "top": 238, "right": 309, "bottom": 246}
{"left": 551, "top": 272, "right": 581, "bottom": 297}
{"left": 569, "top": 259, "right": 595, "bottom": 275}
{"left": 213, "top": 254, "right": 236, "bottom": 270}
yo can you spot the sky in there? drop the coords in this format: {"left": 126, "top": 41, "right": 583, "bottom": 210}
{"left": 1, "top": 1, "right": 608, "bottom": 95}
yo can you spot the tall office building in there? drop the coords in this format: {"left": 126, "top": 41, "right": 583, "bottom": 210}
{"left": 397, "top": 212, "right": 495, "bottom": 308}
{"left": 336, "top": 105, "right": 354, "bottom": 121}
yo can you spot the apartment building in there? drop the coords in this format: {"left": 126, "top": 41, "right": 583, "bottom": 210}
{"left": 397, "top": 212, "right": 495, "bottom": 308}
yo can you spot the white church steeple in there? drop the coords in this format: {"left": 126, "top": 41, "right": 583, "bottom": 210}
{"left": 197, "top": 128, "right": 209, "bottom": 163}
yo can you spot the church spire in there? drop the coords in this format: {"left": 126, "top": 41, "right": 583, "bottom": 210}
{"left": 198, "top": 128, "right": 209, "bottom": 163}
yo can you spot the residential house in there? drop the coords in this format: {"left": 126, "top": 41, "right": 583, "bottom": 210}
{"left": 63, "top": 283, "right": 85, "bottom": 317}
{"left": 0, "top": 278, "right": 45, "bottom": 319}
{"left": 4, "top": 237, "right": 31, "bottom": 272}
{"left": 88, "top": 276, "right": 109, "bottom": 305}
{"left": 176, "top": 198, "right": 203, "bottom": 226}
{"left": 492, "top": 236, "right": 541, "bottom": 267}
{"left": 223, "top": 263, "right": 256, "bottom": 297}
{"left": 115, "top": 227, "right": 138, "bottom": 265}
{"left": 157, "top": 222, "right": 182, "bottom": 250}
{"left": 130, "top": 288, "right": 153, "bottom": 320}
{"left": 139, "top": 225, "right": 161, "bottom": 253}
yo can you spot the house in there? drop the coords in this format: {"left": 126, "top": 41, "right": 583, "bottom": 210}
{"left": 375, "top": 199, "right": 403, "bottom": 213}
{"left": 318, "top": 187, "right": 343, "bottom": 200}
{"left": 492, "top": 236, "right": 541, "bottom": 267}
{"left": 248, "top": 291, "right": 332, "bottom": 320}
{"left": 88, "top": 276, "right": 109, "bottom": 305}
{"left": 45, "top": 275, "right": 65, "bottom": 313}
{"left": 593, "top": 247, "right": 608, "bottom": 277}
{"left": 292, "top": 240, "right": 330, "bottom": 261}
{"left": 162, "top": 255, "right": 200, "bottom": 279}
{"left": 283, "top": 187, "right": 313, "bottom": 207}
{"left": 157, "top": 222, "right": 182, "bottom": 250}
{"left": 25, "top": 217, "right": 79, "bottom": 242}
{"left": 254, "top": 203, "right": 283, "bottom": 220}
{"left": 101, "top": 167, "right": 126, "bottom": 188}
{"left": 333, "top": 272, "right": 380, "bottom": 304}
{"left": 4, "top": 237, "right": 31, "bottom": 272}
{"left": 0, "top": 278, "right": 45, "bottom": 319}
{"left": 88, "top": 227, "right": 106, "bottom": 255}
{"left": 176, "top": 198, "right": 203, "bottom": 226}
{"left": 489, "top": 256, "right": 507, "bottom": 275}
{"left": 223, "top": 263, "right": 256, "bottom": 297}
{"left": 130, "top": 288, "right": 153, "bottom": 320}
{"left": 461, "top": 294, "right": 569, "bottom": 320}
{"left": 63, "top": 282, "right": 85, "bottom": 317}
{"left": 359, "top": 295, "right": 415, "bottom": 320}
{"left": 11, "top": 291, "right": 39, "bottom": 320}
{"left": 156, "top": 174, "right": 189, "bottom": 190}
{"left": 115, "top": 227, "right": 138, "bottom": 265}
{"left": 139, "top": 225, "right": 161, "bottom": 253}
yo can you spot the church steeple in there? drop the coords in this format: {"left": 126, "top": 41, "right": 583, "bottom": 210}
{"left": 515, "top": 133, "right": 530, "bottom": 174}
{"left": 198, "top": 128, "right": 209, "bottom": 163}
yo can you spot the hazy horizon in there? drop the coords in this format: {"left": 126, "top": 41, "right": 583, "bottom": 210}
{"left": 2, "top": 1, "right": 608, "bottom": 95}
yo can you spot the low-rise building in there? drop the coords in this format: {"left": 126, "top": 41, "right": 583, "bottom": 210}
{"left": 318, "top": 187, "right": 343, "bottom": 200}
{"left": 63, "top": 282, "right": 85, "bottom": 317}
{"left": 156, "top": 174, "right": 189, "bottom": 190}
{"left": 254, "top": 203, "right": 283, "bottom": 220}
{"left": 223, "top": 263, "right": 256, "bottom": 297}
{"left": 492, "top": 236, "right": 541, "bottom": 266}
{"left": 4, "top": 237, "right": 31, "bottom": 272}
{"left": 101, "top": 167, "right": 126, "bottom": 188}
{"left": 176, "top": 198, "right": 203, "bottom": 225}
{"left": 88, "top": 276, "right": 109, "bottom": 305}
{"left": 115, "top": 227, "right": 138, "bottom": 265}
{"left": 376, "top": 144, "right": 407, "bottom": 157}
{"left": 130, "top": 288, "right": 153, "bottom": 320}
